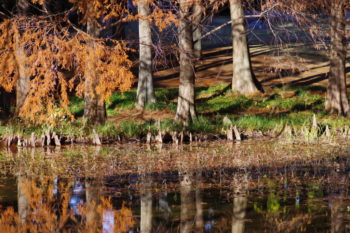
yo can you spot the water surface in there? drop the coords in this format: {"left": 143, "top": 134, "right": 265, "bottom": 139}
{"left": 0, "top": 140, "right": 349, "bottom": 232}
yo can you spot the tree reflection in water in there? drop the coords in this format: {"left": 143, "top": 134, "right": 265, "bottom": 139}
{"left": 195, "top": 169, "right": 204, "bottom": 233}
{"left": 180, "top": 170, "right": 195, "bottom": 233}
{"left": 140, "top": 174, "right": 153, "bottom": 233}
{"left": 232, "top": 173, "right": 248, "bottom": 233}
{"left": 0, "top": 176, "right": 135, "bottom": 232}
{"left": 329, "top": 162, "right": 346, "bottom": 233}
{"left": 2, "top": 144, "right": 350, "bottom": 232}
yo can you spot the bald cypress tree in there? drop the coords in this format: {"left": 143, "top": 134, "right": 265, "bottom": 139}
{"left": 136, "top": 0, "right": 156, "bottom": 110}
{"left": 325, "top": 0, "right": 349, "bottom": 116}
{"left": 175, "top": 0, "right": 197, "bottom": 124}
{"left": 230, "top": 0, "right": 262, "bottom": 94}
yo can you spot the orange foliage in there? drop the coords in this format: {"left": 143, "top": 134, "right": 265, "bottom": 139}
{"left": 0, "top": 0, "right": 184, "bottom": 123}
{"left": 0, "top": 15, "right": 134, "bottom": 123}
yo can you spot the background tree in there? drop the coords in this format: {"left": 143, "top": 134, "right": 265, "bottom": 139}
{"left": 175, "top": 0, "right": 196, "bottom": 125}
{"left": 192, "top": 0, "right": 203, "bottom": 60}
{"left": 325, "top": 0, "right": 349, "bottom": 116}
{"left": 230, "top": 0, "right": 262, "bottom": 94}
{"left": 14, "top": 0, "right": 31, "bottom": 115}
{"left": 136, "top": 0, "right": 156, "bottom": 110}
{"left": 83, "top": 1, "right": 107, "bottom": 124}
{"left": 264, "top": 0, "right": 350, "bottom": 116}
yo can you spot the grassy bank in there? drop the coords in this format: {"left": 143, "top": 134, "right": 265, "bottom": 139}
{"left": 1, "top": 84, "right": 350, "bottom": 143}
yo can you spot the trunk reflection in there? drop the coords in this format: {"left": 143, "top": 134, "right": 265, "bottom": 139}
{"left": 180, "top": 171, "right": 195, "bottom": 233}
{"left": 232, "top": 174, "right": 248, "bottom": 233}
{"left": 140, "top": 174, "right": 153, "bottom": 233}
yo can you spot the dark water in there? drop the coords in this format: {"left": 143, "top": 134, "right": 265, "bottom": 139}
{"left": 0, "top": 143, "right": 350, "bottom": 232}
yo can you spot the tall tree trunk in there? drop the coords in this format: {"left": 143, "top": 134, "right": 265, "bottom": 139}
{"left": 15, "top": 0, "right": 30, "bottom": 115}
{"left": 136, "top": 0, "right": 156, "bottom": 109}
{"left": 15, "top": 37, "right": 30, "bottom": 115}
{"left": 192, "top": 0, "right": 202, "bottom": 60}
{"left": 175, "top": 0, "right": 196, "bottom": 125}
{"left": 84, "top": 13, "right": 107, "bottom": 124}
{"left": 325, "top": 1, "right": 349, "bottom": 116}
{"left": 230, "top": 0, "right": 262, "bottom": 94}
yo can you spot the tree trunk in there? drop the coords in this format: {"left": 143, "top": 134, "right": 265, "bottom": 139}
{"left": 192, "top": 1, "right": 202, "bottom": 60}
{"left": 15, "top": 38, "right": 30, "bottom": 115}
{"left": 136, "top": 0, "right": 156, "bottom": 110}
{"left": 325, "top": 1, "right": 349, "bottom": 116}
{"left": 230, "top": 0, "right": 262, "bottom": 94}
{"left": 175, "top": 0, "right": 196, "bottom": 125}
{"left": 84, "top": 13, "right": 107, "bottom": 124}
{"left": 15, "top": 0, "right": 31, "bottom": 115}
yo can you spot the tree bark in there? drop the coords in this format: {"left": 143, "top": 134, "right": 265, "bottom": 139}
{"left": 136, "top": 0, "right": 156, "bottom": 110}
{"left": 192, "top": 0, "right": 202, "bottom": 60}
{"left": 230, "top": 0, "right": 262, "bottom": 94}
{"left": 175, "top": 0, "right": 196, "bottom": 125}
{"left": 84, "top": 11, "right": 107, "bottom": 124}
{"left": 15, "top": 38, "right": 30, "bottom": 115}
{"left": 15, "top": 0, "right": 31, "bottom": 115}
{"left": 325, "top": 1, "right": 349, "bottom": 116}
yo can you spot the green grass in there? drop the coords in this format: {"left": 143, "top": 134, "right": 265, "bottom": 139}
{"left": 2, "top": 84, "right": 350, "bottom": 141}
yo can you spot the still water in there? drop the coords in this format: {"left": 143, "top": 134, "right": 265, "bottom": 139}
{"left": 0, "top": 141, "right": 350, "bottom": 232}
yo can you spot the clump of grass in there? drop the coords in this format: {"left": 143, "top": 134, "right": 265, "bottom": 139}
{"left": 197, "top": 92, "right": 253, "bottom": 113}
{"left": 118, "top": 120, "right": 148, "bottom": 138}
{"left": 108, "top": 91, "right": 137, "bottom": 111}
{"left": 161, "top": 118, "right": 183, "bottom": 132}
{"left": 63, "top": 152, "right": 83, "bottom": 158}
{"left": 196, "top": 83, "right": 230, "bottom": 100}
{"left": 54, "top": 118, "right": 89, "bottom": 138}
{"left": 96, "top": 123, "right": 118, "bottom": 138}
{"left": 189, "top": 116, "right": 218, "bottom": 134}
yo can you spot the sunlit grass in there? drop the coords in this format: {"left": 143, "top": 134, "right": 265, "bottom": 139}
{"left": 2, "top": 84, "right": 350, "bottom": 141}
